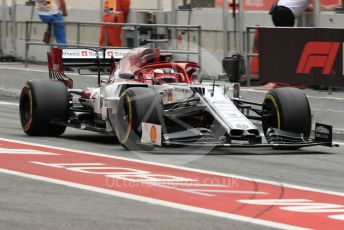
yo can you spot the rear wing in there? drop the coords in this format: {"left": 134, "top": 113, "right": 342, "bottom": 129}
{"left": 62, "top": 48, "right": 132, "bottom": 67}
{"left": 47, "top": 48, "right": 131, "bottom": 88}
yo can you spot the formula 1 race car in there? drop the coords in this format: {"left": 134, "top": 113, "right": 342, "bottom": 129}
{"left": 19, "top": 47, "right": 335, "bottom": 151}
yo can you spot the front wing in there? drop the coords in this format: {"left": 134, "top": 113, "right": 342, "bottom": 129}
{"left": 141, "top": 123, "right": 337, "bottom": 149}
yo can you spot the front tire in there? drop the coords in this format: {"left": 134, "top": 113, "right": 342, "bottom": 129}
{"left": 114, "top": 87, "right": 163, "bottom": 151}
{"left": 262, "top": 87, "right": 311, "bottom": 139}
{"left": 19, "top": 79, "right": 69, "bottom": 136}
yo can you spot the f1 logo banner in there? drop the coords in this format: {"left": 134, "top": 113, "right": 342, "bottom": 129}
{"left": 259, "top": 27, "right": 344, "bottom": 86}
{"left": 296, "top": 42, "right": 340, "bottom": 75}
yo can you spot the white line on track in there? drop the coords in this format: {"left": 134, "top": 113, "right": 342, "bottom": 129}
{"left": 334, "top": 141, "right": 344, "bottom": 146}
{"left": 307, "top": 95, "right": 344, "bottom": 101}
{"left": 0, "top": 65, "right": 96, "bottom": 77}
{"left": 241, "top": 88, "right": 344, "bottom": 101}
{"left": 333, "top": 128, "right": 344, "bottom": 132}
{"left": 0, "top": 66, "right": 50, "bottom": 74}
{"left": 0, "top": 101, "right": 18, "bottom": 106}
{"left": 313, "top": 108, "right": 344, "bottom": 113}
{"left": 240, "top": 88, "right": 267, "bottom": 94}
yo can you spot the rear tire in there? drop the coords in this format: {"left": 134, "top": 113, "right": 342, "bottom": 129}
{"left": 262, "top": 87, "right": 311, "bottom": 139}
{"left": 19, "top": 79, "right": 69, "bottom": 136}
{"left": 114, "top": 87, "right": 163, "bottom": 151}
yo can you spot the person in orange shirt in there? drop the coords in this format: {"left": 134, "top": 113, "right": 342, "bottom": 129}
{"left": 99, "top": 0, "right": 131, "bottom": 47}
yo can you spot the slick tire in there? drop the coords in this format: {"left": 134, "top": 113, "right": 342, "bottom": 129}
{"left": 114, "top": 87, "right": 163, "bottom": 151}
{"left": 19, "top": 79, "right": 69, "bottom": 136}
{"left": 262, "top": 87, "right": 311, "bottom": 139}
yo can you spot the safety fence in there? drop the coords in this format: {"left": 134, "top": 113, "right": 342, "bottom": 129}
{"left": 22, "top": 21, "right": 202, "bottom": 67}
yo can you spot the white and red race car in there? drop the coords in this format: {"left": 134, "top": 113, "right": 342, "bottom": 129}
{"left": 19, "top": 47, "right": 335, "bottom": 150}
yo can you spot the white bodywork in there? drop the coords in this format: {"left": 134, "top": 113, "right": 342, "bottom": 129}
{"left": 66, "top": 48, "right": 259, "bottom": 138}
{"left": 86, "top": 80, "right": 259, "bottom": 135}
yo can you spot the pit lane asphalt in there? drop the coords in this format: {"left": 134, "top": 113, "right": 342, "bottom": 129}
{"left": 1, "top": 63, "right": 344, "bottom": 230}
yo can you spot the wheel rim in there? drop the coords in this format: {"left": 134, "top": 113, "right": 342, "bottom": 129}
{"left": 116, "top": 93, "right": 132, "bottom": 144}
{"left": 20, "top": 86, "right": 33, "bottom": 131}
{"left": 263, "top": 95, "right": 280, "bottom": 134}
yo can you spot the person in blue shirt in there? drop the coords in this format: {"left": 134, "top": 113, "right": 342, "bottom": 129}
{"left": 35, "top": 0, "right": 68, "bottom": 47}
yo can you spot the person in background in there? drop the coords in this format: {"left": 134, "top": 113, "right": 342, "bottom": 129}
{"left": 270, "top": 0, "right": 340, "bottom": 27}
{"left": 99, "top": 0, "right": 131, "bottom": 47}
{"left": 35, "top": 0, "right": 67, "bottom": 47}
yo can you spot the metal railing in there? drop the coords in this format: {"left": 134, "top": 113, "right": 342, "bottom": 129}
{"left": 24, "top": 20, "right": 202, "bottom": 67}
{"left": 245, "top": 26, "right": 259, "bottom": 87}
